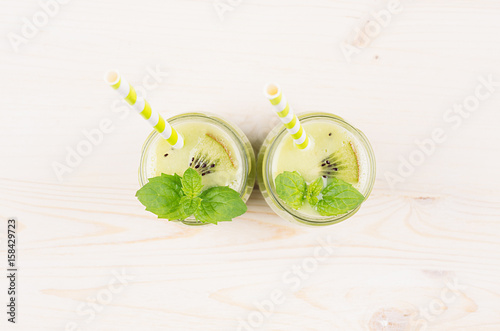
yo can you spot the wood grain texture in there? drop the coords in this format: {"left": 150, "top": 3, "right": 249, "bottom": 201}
{"left": 1, "top": 0, "right": 500, "bottom": 330}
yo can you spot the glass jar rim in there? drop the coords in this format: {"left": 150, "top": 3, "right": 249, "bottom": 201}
{"left": 262, "top": 112, "right": 376, "bottom": 226}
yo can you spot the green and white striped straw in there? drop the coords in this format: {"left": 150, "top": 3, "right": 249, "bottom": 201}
{"left": 264, "top": 83, "right": 310, "bottom": 150}
{"left": 104, "top": 70, "right": 184, "bottom": 149}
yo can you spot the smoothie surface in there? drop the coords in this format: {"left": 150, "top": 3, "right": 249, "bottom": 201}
{"left": 147, "top": 121, "right": 243, "bottom": 191}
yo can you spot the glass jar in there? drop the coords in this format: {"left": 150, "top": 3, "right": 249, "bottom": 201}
{"left": 257, "top": 112, "right": 376, "bottom": 226}
{"left": 139, "top": 112, "right": 256, "bottom": 226}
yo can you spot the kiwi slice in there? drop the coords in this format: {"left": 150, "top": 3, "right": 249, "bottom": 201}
{"left": 189, "top": 134, "right": 236, "bottom": 177}
{"left": 318, "top": 142, "right": 359, "bottom": 184}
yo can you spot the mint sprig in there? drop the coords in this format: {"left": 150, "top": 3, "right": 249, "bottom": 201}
{"left": 136, "top": 168, "right": 247, "bottom": 224}
{"left": 274, "top": 171, "right": 364, "bottom": 216}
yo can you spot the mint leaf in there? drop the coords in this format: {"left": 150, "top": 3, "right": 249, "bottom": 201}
{"left": 275, "top": 171, "right": 306, "bottom": 209}
{"left": 195, "top": 187, "right": 247, "bottom": 224}
{"left": 181, "top": 168, "right": 203, "bottom": 197}
{"left": 316, "top": 178, "right": 364, "bottom": 216}
{"left": 180, "top": 196, "right": 201, "bottom": 216}
{"left": 306, "top": 177, "right": 323, "bottom": 206}
{"left": 136, "top": 174, "right": 185, "bottom": 220}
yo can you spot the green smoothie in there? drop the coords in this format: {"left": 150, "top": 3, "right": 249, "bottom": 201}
{"left": 272, "top": 120, "right": 368, "bottom": 217}
{"left": 144, "top": 121, "right": 244, "bottom": 191}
